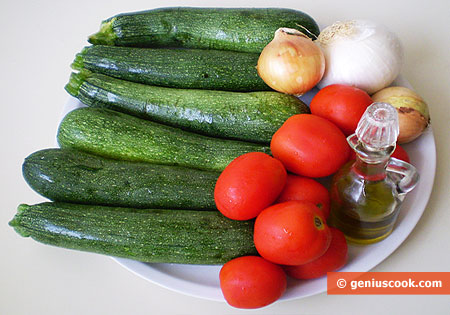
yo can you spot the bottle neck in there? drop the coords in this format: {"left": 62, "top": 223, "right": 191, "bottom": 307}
{"left": 352, "top": 156, "right": 389, "bottom": 181}
{"left": 347, "top": 134, "right": 395, "bottom": 181}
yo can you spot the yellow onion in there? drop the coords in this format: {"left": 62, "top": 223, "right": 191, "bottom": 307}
{"left": 257, "top": 28, "right": 325, "bottom": 95}
{"left": 371, "top": 86, "right": 430, "bottom": 143}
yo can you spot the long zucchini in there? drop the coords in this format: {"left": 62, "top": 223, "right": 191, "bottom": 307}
{"left": 9, "top": 202, "right": 257, "bottom": 264}
{"left": 72, "top": 45, "right": 270, "bottom": 91}
{"left": 88, "top": 7, "right": 320, "bottom": 53}
{"left": 23, "top": 148, "right": 218, "bottom": 210}
{"left": 57, "top": 107, "right": 270, "bottom": 172}
{"left": 65, "top": 71, "right": 309, "bottom": 143}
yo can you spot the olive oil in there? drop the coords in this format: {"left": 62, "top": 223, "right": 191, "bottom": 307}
{"left": 328, "top": 103, "right": 419, "bottom": 244}
{"left": 329, "top": 161, "right": 401, "bottom": 244}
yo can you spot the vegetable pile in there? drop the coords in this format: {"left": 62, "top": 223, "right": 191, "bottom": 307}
{"left": 10, "top": 6, "right": 431, "bottom": 309}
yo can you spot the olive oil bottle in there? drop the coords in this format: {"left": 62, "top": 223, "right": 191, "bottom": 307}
{"left": 328, "top": 102, "right": 419, "bottom": 244}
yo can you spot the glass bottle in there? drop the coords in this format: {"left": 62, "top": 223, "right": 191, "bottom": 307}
{"left": 328, "top": 102, "right": 419, "bottom": 244}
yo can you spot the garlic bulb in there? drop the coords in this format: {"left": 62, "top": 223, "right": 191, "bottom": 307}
{"left": 317, "top": 20, "right": 403, "bottom": 94}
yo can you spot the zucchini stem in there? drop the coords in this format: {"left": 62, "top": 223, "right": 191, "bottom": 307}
{"left": 71, "top": 46, "right": 90, "bottom": 71}
{"left": 88, "top": 19, "right": 117, "bottom": 45}
{"left": 64, "top": 70, "right": 91, "bottom": 97}
{"left": 8, "top": 204, "right": 31, "bottom": 237}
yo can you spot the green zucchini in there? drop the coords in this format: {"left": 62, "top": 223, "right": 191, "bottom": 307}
{"left": 9, "top": 202, "right": 257, "bottom": 264}
{"left": 66, "top": 71, "right": 309, "bottom": 143}
{"left": 57, "top": 107, "right": 270, "bottom": 172}
{"left": 23, "top": 148, "right": 218, "bottom": 210}
{"left": 72, "top": 45, "right": 270, "bottom": 91}
{"left": 65, "top": 71, "right": 308, "bottom": 143}
{"left": 88, "top": 7, "right": 320, "bottom": 53}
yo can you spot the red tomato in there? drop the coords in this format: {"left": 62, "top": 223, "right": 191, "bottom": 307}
{"left": 254, "top": 201, "right": 331, "bottom": 265}
{"left": 214, "top": 152, "right": 287, "bottom": 220}
{"left": 391, "top": 144, "right": 411, "bottom": 163}
{"left": 284, "top": 227, "right": 348, "bottom": 279}
{"left": 270, "top": 114, "right": 350, "bottom": 178}
{"left": 348, "top": 144, "right": 411, "bottom": 163}
{"left": 277, "top": 174, "right": 330, "bottom": 219}
{"left": 219, "top": 256, "right": 287, "bottom": 309}
{"left": 310, "top": 84, "right": 373, "bottom": 136}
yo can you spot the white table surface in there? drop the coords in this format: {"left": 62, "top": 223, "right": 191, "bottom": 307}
{"left": 1, "top": 0, "right": 449, "bottom": 314}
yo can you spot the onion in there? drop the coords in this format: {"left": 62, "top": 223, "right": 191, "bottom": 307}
{"left": 317, "top": 20, "right": 403, "bottom": 94}
{"left": 257, "top": 28, "right": 325, "bottom": 95}
{"left": 371, "top": 86, "right": 430, "bottom": 143}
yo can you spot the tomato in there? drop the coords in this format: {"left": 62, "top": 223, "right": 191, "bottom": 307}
{"left": 254, "top": 201, "right": 331, "bottom": 265}
{"left": 284, "top": 227, "right": 348, "bottom": 279}
{"left": 310, "top": 84, "right": 373, "bottom": 136}
{"left": 348, "top": 144, "right": 411, "bottom": 163}
{"left": 270, "top": 114, "right": 350, "bottom": 178}
{"left": 277, "top": 174, "right": 330, "bottom": 219}
{"left": 219, "top": 256, "right": 287, "bottom": 309}
{"left": 214, "top": 152, "right": 287, "bottom": 220}
{"left": 391, "top": 144, "right": 411, "bottom": 163}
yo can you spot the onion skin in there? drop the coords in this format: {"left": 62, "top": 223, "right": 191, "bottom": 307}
{"left": 371, "top": 86, "right": 430, "bottom": 143}
{"left": 317, "top": 20, "right": 403, "bottom": 94}
{"left": 257, "top": 28, "right": 325, "bottom": 95}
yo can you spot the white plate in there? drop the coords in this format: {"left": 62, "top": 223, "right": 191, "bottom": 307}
{"left": 61, "top": 75, "right": 436, "bottom": 302}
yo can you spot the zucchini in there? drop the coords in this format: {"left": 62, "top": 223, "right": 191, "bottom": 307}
{"left": 65, "top": 71, "right": 309, "bottom": 143}
{"left": 23, "top": 148, "right": 218, "bottom": 210}
{"left": 72, "top": 45, "right": 270, "bottom": 91}
{"left": 88, "top": 7, "right": 320, "bottom": 53}
{"left": 9, "top": 202, "right": 257, "bottom": 264}
{"left": 57, "top": 107, "right": 270, "bottom": 172}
